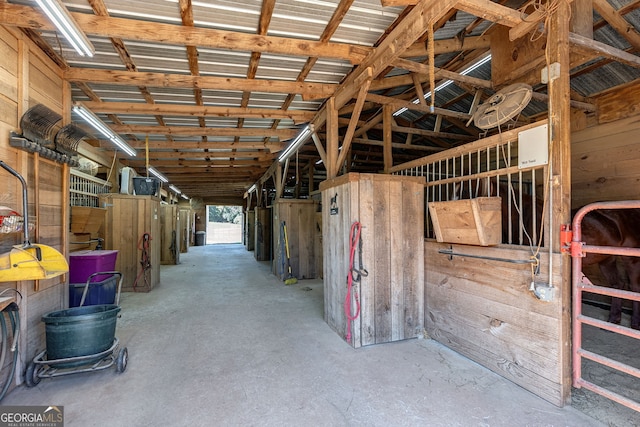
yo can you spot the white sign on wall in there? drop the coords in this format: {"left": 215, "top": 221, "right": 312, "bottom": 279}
{"left": 518, "top": 124, "right": 549, "bottom": 169}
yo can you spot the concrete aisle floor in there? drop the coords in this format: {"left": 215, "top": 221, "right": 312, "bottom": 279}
{"left": 5, "top": 244, "right": 605, "bottom": 426}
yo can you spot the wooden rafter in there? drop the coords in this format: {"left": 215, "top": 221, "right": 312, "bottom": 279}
{"left": 80, "top": 101, "right": 315, "bottom": 122}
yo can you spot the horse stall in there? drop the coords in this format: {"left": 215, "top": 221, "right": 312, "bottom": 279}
{"left": 569, "top": 114, "right": 640, "bottom": 412}
{"left": 254, "top": 207, "right": 271, "bottom": 262}
{"left": 100, "top": 194, "right": 161, "bottom": 292}
{"left": 272, "top": 199, "right": 318, "bottom": 280}
{"left": 160, "top": 204, "right": 180, "bottom": 265}
{"left": 321, "top": 173, "right": 425, "bottom": 348}
{"left": 388, "top": 120, "right": 571, "bottom": 407}
{"left": 244, "top": 209, "right": 255, "bottom": 251}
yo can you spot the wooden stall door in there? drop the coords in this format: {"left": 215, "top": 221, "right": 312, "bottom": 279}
{"left": 160, "top": 204, "right": 180, "bottom": 265}
{"left": 101, "top": 194, "right": 161, "bottom": 292}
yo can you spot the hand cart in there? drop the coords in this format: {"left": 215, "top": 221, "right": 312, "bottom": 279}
{"left": 25, "top": 271, "right": 128, "bottom": 387}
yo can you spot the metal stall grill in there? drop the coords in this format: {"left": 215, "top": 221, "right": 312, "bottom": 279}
{"left": 70, "top": 169, "right": 112, "bottom": 207}
{"left": 569, "top": 201, "right": 640, "bottom": 413}
{"left": 390, "top": 120, "right": 548, "bottom": 247}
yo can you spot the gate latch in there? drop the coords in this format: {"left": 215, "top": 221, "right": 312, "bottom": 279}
{"left": 560, "top": 224, "right": 585, "bottom": 257}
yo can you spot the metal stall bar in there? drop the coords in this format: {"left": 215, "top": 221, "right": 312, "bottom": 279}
{"left": 571, "top": 200, "right": 640, "bottom": 413}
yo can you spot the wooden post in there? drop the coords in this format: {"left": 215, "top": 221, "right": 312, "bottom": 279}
{"left": 383, "top": 104, "right": 393, "bottom": 173}
{"left": 548, "top": 0, "right": 572, "bottom": 405}
{"left": 571, "top": 0, "right": 593, "bottom": 39}
{"left": 308, "top": 161, "right": 315, "bottom": 194}
{"left": 326, "top": 97, "right": 339, "bottom": 179}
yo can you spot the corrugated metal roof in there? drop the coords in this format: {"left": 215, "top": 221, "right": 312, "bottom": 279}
{"left": 8, "top": 0, "right": 640, "bottom": 202}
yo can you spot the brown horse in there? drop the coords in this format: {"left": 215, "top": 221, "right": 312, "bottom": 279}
{"left": 581, "top": 208, "right": 640, "bottom": 330}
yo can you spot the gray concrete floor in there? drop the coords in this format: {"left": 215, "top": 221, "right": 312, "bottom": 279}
{"left": 5, "top": 244, "right": 607, "bottom": 426}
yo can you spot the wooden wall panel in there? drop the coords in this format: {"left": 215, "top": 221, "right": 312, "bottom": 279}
{"left": 572, "top": 116, "right": 640, "bottom": 208}
{"left": 0, "top": 28, "right": 67, "bottom": 391}
{"left": 28, "top": 55, "right": 62, "bottom": 110}
{"left": 425, "top": 241, "right": 566, "bottom": 406}
{"left": 321, "top": 173, "right": 425, "bottom": 348}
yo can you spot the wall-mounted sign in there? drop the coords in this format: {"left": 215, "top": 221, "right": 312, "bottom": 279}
{"left": 518, "top": 124, "right": 548, "bottom": 169}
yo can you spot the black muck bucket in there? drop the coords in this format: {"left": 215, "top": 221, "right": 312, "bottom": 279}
{"left": 42, "top": 304, "right": 121, "bottom": 368}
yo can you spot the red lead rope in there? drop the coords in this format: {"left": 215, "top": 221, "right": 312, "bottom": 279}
{"left": 345, "top": 221, "right": 363, "bottom": 344}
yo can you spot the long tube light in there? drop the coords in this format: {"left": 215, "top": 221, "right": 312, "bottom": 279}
{"left": 72, "top": 103, "right": 136, "bottom": 157}
{"left": 278, "top": 124, "right": 314, "bottom": 162}
{"left": 169, "top": 184, "right": 181, "bottom": 194}
{"left": 394, "top": 53, "right": 493, "bottom": 117}
{"left": 148, "top": 167, "right": 169, "bottom": 183}
{"left": 180, "top": 194, "right": 189, "bottom": 200}
{"left": 35, "top": 0, "right": 95, "bottom": 57}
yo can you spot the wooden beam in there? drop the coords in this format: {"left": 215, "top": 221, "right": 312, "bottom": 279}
{"left": 547, "top": 0, "right": 572, "bottom": 405}
{"left": 392, "top": 58, "right": 493, "bottom": 89}
{"left": 365, "top": 93, "right": 472, "bottom": 121}
{"left": 326, "top": 97, "right": 339, "bottom": 179}
{"left": 391, "top": 125, "right": 475, "bottom": 141}
{"left": 126, "top": 159, "right": 273, "bottom": 167}
{"left": 353, "top": 138, "right": 444, "bottom": 152}
{"left": 336, "top": 77, "right": 372, "bottom": 170}
{"left": 138, "top": 151, "right": 274, "bottom": 159}
{"left": 383, "top": 105, "right": 393, "bottom": 173}
{"left": 0, "top": 3, "right": 370, "bottom": 64}
{"left": 81, "top": 101, "right": 315, "bottom": 122}
{"left": 311, "top": 132, "right": 328, "bottom": 168}
{"left": 402, "top": 35, "right": 492, "bottom": 58}
{"left": 311, "top": 0, "right": 458, "bottom": 128}
{"left": 64, "top": 68, "right": 337, "bottom": 100}
{"left": 569, "top": 32, "right": 640, "bottom": 69}
{"left": 592, "top": 0, "right": 640, "bottom": 51}
{"left": 455, "top": 0, "right": 523, "bottom": 28}
{"left": 111, "top": 125, "right": 296, "bottom": 139}
{"left": 127, "top": 141, "right": 284, "bottom": 152}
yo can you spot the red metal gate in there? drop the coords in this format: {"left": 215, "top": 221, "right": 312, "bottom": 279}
{"left": 567, "top": 201, "right": 640, "bottom": 412}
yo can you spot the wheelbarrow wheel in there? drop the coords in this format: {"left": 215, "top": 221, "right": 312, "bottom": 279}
{"left": 116, "top": 347, "right": 128, "bottom": 373}
{"left": 25, "top": 361, "right": 42, "bottom": 387}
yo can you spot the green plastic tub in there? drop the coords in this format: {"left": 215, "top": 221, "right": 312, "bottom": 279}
{"left": 42, "top": 304, "right": 121, "bottom": 368}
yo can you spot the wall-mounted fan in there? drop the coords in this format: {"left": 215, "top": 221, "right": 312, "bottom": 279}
{"left": 472, "top": 83, "right": 533, "bottom": 130}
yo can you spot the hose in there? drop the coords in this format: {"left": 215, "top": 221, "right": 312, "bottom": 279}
{"left": 0, "top": 302, "right": 20, "bottom": 401}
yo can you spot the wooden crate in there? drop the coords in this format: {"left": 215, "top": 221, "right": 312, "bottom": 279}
{"left": 70, "top": 206, "right": 106, "bottom": 234}
{"left": 160, "top": 204, "right": 180, "bottom": 265}
{"left": 100, "top": 194, "right": 161, "bottom": 292}
{"left": 428, "top": 197, "right": 502, "bottom": 246}
{"left": 320, "top": 173, "right": 425, "bottom": 348}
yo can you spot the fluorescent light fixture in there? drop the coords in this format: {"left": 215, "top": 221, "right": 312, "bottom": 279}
{"left": 169, "top": 184, "right": 181, "bottom": 194}
{"left": 315, "top": 159, "right": 323, "bottom": 165}
{"left": 393, "top": 53, "right": 492, "bottom": 117}
{"left": 278, "top": 124, "right": 314, "bottom": 162}
{"left": 181, "top": 193, "right": 189, "bottom": 200}
{"left": 35, "top": 0, "right": 95, "bottom": 57}
{"left": 148, "top": 167, "right": 169, "bottom": 183}
{"left": 248, "top": 184, "right": 256, "bottom": 193}
{"left": 73, "top": 103, "right": 136, "bottom": 157}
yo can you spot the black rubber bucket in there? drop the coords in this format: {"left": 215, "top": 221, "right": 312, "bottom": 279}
{"left": 42, "top": 304, "right": 120, "bottom": 368}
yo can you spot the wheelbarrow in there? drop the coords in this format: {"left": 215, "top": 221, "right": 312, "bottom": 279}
{"left": 25, "top": 271, "right": 128, "bottom": 387}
